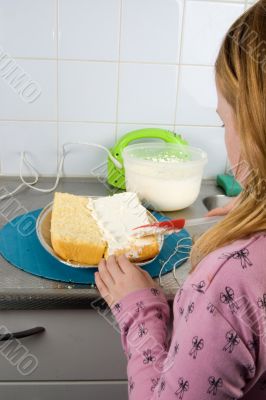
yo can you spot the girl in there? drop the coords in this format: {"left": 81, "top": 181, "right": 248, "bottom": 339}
{"left": 95, "top": 1, "right": 266, "bottom": 398}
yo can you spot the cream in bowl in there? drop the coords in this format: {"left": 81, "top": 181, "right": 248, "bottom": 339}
{"left": 122, "top": 143, "right": 208, "bottom": 212}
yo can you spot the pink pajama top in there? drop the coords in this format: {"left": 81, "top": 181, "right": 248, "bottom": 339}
{"left": 112, "top": 232, "right": 266, "bottom": 399}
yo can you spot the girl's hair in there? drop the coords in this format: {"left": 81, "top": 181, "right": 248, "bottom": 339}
{"left": 190, "top": 0, "right": 266, "bottom": 271}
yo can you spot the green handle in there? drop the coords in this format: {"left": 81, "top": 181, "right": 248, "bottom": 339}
{"left": 111, "top": 128, "right": 187, "bottom": 161}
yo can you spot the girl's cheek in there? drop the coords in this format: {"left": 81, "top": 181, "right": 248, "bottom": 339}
{"left": 224, "top": 127, "right": 240, "bottom": 175}
{"left": 224, "top": 127, "right": 233, "bottom": 165}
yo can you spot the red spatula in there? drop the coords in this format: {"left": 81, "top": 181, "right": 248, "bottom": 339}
{"left": 132, "top": 216, "right": 222, "bottom": 237}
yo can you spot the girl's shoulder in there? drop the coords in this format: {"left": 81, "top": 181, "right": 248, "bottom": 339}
{"left": 173, "top": 232, "right": 266, "bottom": 380}
{"left": 187, "top": 231, "right": 266, "bottom": 291}
{"left": 176, "top": 232, "right": 266, "bottom": 350}
{"left": 179, "top": 232, "right": 266, "bottom": 342}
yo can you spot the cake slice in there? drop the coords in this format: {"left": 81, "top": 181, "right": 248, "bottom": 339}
{"left": 50, "top": 192, "right": 159, "bottom": 266}
{"left": 51, "top": 192, "right": 106, "bottom": 265}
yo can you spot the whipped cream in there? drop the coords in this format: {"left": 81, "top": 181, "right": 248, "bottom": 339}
{"left": 87, "top": 192, "right": 151, "bottom": 254}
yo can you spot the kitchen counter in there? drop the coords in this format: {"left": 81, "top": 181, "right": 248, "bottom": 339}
{"left": 0, "top": 176, "right": 224, "bottom": 309}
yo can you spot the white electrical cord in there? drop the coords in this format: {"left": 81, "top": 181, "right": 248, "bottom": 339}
{"left": 158, "top": 236, "right": 193, "bottom": 287}
{"left": 0, "top": 142, "right": 123, "bottom": 200}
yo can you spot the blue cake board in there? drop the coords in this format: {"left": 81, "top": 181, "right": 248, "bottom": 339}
{"left": 0, "top": 209, "right": 192, "bottom": 285}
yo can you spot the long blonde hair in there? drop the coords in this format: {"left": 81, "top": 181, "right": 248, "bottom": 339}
{"left": 190, "top": 0, "right": 266, "bottom": 271}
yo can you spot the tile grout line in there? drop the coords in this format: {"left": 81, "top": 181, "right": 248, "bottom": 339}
{"left": 173, "top": 0, "right": 187, "bottom": 128}
{"left": 56, "top": 0, "right": 60, "bottom": 176}
{"left": 0, "top": 119, "right": 224, "bottom": 129}
{"left": 114, "top": 0, "right": 123, "bottom": 141}
{"left": 12, "top": 56, "right": 218, "bottom": 68}
{"left": 0, "top": 119, "right": 224, "bottom": 128}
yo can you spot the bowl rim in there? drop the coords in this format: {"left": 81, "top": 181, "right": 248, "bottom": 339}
{"left": 122, "top": 142, "right": 208, "bottom": 167}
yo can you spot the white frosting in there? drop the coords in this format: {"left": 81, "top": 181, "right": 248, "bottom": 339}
{"left": 87, "top": 192, "right": 150, "bottom": 254}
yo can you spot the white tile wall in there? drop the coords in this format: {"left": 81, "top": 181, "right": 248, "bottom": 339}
{"left": 58, "top": 61, "right": 118, "bottom": 122}
{"left": 175, "top": 66, "right": 222, "bottom": 126}
{"left": 0, "top": 0, "right": 249, "bottom": 178}
{"left": 0, "top": 59, "right": 57, "bottom": 121}
{"left": 120, "top": 0, "right": 183, "bottom": 63}
{"left": 0, "top": 0, "right": 57, "bottom": 58}
{"left": 118, "top": 64, "right": 178, "bottom": 124}
{"left": 58, "top": 0, "right": 121, "bottom": 60}
{"left": 181, "top": 1, "right": 245, "bottom": 65}
{"left": 0, "top": 121, "right": 57, "bottom": 175}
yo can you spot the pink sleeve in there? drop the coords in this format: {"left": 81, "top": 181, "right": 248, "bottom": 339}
{"left": 112, "top": 284, "right": 255, "bottom": 400}
{"left": 111, "top": 287, "right": 170, "bottom": 399}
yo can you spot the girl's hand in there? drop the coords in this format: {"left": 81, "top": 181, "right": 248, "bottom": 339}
{"left": 95, "top": 255, "right": 156, "bottom": 307}
{"left": 205, "top": 195, "right": 239, "bottom": 217}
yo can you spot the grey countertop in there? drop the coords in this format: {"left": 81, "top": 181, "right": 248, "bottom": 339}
{"left": 0, "top": 176, "right": 223, "bottom": 310}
